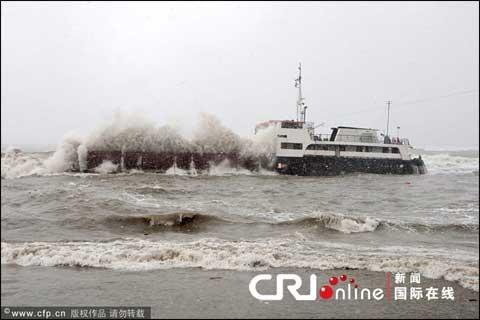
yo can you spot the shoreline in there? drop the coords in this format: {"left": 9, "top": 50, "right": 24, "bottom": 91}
{"left": 2, "top": 265, "right": 478, "bottom": 319}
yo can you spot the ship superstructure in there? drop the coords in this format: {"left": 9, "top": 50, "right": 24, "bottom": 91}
{"left": 254, "top": 64, "right": 426, "bottom": 175}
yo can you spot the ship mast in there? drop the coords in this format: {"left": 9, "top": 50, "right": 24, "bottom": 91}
{"left": 295, "top": 63, "right": 307, "bottom": 122}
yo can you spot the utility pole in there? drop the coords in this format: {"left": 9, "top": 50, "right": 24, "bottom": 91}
{"left": 386, "top": 100, "right": 391, "bottom": 137}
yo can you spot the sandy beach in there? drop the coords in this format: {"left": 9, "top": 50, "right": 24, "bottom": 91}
{"left": 2, "top": 265, "right": 478, "bottom": 319}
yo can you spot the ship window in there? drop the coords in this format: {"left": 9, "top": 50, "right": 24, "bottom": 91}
{"left": 356, "top": 146, "right": 363, "bottom": 152}
{"left": 360, "top": 136, "right": 375, "bottom": 143}
{"left": 365, "top": 146, "right": 371, "bottom": 152}
{"left": 281, "top": 121, "right": 303, "bottom": 129}
{"left": 383, "top": 147, "right": 390, "bottom": 153}
{"left": 339, "top": 145, "right": 346, "bottom": 151}
{"left": 281, "top": 143, "right": 303, "bottom": 150}
{"left": 306, "top": 144, "right": 332, "bottom": 151}
{"left": 392, "top": 148, "right": 400, "bottom": 154}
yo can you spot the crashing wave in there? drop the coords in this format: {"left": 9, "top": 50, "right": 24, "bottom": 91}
{"left": 78, "top": 210, "right": 480, "bottom": 236}
{"left": 1, "top": 148, "right": 48, "bottom": 179}
{"left": 422, "top": 153, "right": 479, "bottom": 175}
{"left": 2, "top": 238, "right": 478, "bottom": 291}
{"left": 3, "top": 112, "right": 478, "bottom": 178}
{"left": 282, "top": 213, "right": 380, "bottom": 234}
{"left": 1, "top": 112, "right": 278, "bottom": 179}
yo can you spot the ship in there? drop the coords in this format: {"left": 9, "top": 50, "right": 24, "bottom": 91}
{"left": 257, "top": 63, "right": 426, "bottom": 175}
{"left": 85, "top": 64, "right": 426, "bottom": 175}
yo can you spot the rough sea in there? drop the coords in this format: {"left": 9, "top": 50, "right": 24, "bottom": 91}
{"left": 1, "top": 147, "right": 479, "bottom": 293}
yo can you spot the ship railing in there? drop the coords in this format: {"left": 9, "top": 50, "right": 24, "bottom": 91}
{"left": 333, "top": 135, "right": 379, "bottom": 143}
{"left": 313, "top": 134, "right": 411, "bottom": 145}
{"left": 313, "top": 134, "right": 331, "bottom": 141}
{"left": 384, "top": 136, "right": 411, "bottom": 145}
{"left": 392, "top": 138, "right": 410, "bottom": 145}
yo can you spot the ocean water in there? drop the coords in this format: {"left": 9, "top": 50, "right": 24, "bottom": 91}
{"left": 1, "top": 149, "right": 479, "bottom": 293}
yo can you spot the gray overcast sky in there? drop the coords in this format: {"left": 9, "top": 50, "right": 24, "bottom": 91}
{"left": 1, "top": 1, "right": 479, "bottom": 150}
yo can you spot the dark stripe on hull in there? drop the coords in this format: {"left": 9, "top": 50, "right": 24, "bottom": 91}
{"left": 86, "top": 151, "right": 261, "bottom": 172}
{"left": 275, "top": 155, "right": 426, "bottom": 176}
{"left": 85, "top": 151, "right": 426, "bottom": 176}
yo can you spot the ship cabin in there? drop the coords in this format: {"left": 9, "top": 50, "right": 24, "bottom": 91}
{"left": 254, "top": 120, "right": 414, "bottom": 161}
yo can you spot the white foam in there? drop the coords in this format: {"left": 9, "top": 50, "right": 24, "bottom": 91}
{"left": 77, "top": 144, "right": 88, "bottom": 172}
{"left": 44, "top": 133, "right": 82, "bottom": 173}
{"left": 94, "top": 161, "right": 118, "bottom": 174}
{"left": 327, "top": 216, "right": 379, "bottom": 234}
{"left": 2, "top": 238, "right": 477, "bottom": 291}
{"left": 1, "top": 134, "right": 84, "bottom": 179}
{"left": 165, "top": 162, "right": 190, "bottom": 176}
{"left": 422, "top": 153, "right": 479, "bottom": 175}
{"left": 241, "top": 124, "right": 276, "bottom": 159}
{"left": 309, "top": 212, "right": 380, "bottom": 234}
{"left": 1, "top": 148, "right": 48, "bottom": 179}
{"left": 207, "top": 159, "right": 253, "bottom": 176}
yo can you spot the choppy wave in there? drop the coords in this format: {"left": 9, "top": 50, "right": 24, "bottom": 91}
{"left": 282, "top": 214, "right": 479, "bottom": 234}
{"left": 282, "top": 214, "right": 380, "bottom": 234}
{"left": 2, "top": 238, "right": 478, "bottom": 291}
{"left": 3, "top": 149, "right": 478, "bottom": 179}
{"left": 1, "top": 148, "right": 48, "bottom": 179}
{"left": 104, "top": 212, "right": 229, "bottom": 229}
{"left": 95, "top": 211, "right": 479, "bottom": 235}
{"left": 422, "top": 153, "right": 479, "bottom": 175}
{"left": 1, "top": 133, "right": 83, "bottom": 179}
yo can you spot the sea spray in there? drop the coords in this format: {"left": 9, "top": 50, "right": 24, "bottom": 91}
{"left": 240, "top": 123, "right": 276, "bottom": 168}
{"left": 77, "top": 144, "right": 88, "bottom": 172}
{"left": 94, "top": 160, "right": 119, "bottom": 174}
{"left": 191, "top": 113, "right": 243, "bottom": 154}
{"left": 1, "top": 148, "right": 46, "bottom": 179}
{"left": 16, "top": 112, "right": 274, "bottom": 176}
{"left": 421, "top": 153, "right": 479, "bottom": 175}
{"left": 44, "top": 133, "right": 82, "bottom": 172}
{"left": 6, "top": 111, "right": 477, "bottom": 178}
{"left": 79, "top": 112, "right": 274, "bottom": 172}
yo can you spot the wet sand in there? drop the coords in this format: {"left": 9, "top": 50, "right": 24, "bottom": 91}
{"left": 1, "top": 265, "right": 478, "bottom": 318}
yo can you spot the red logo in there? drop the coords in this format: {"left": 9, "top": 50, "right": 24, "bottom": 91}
{"left": 320, "top": 274, "right": 358, "bottom": 300}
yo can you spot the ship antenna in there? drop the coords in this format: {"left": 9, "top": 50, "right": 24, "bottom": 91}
{"left": 386, "top": 100, "right": 392, "bottom": 137}
{"left": 295, "top": 62, "right": 306, "bottom": 122}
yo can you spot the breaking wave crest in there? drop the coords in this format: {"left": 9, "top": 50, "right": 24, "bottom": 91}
{"left": 2, "top": 238, "right": 478, "bottom": 291}
{"left": 1, "top": 148, "right": 48, "bottom": 179}
{"left": 422, "top": 153, "right": 479, "bottom": 175}
{"left": 104, "top": 212, "right": 230, "bottom": 230}
{"left": 93, "top": 212, "right": 479, "bottom": 235}
{"left": 1, "top": 112, "right": 276, "bottom": 179}
{"left": 279, "top": 213, "right": 478, "bottom": 234}
{"left": 283, "top": 214, "right": 380, "bottom": 234}
{"left": 1, "top": 134, "right": 84, "bottom": 179}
